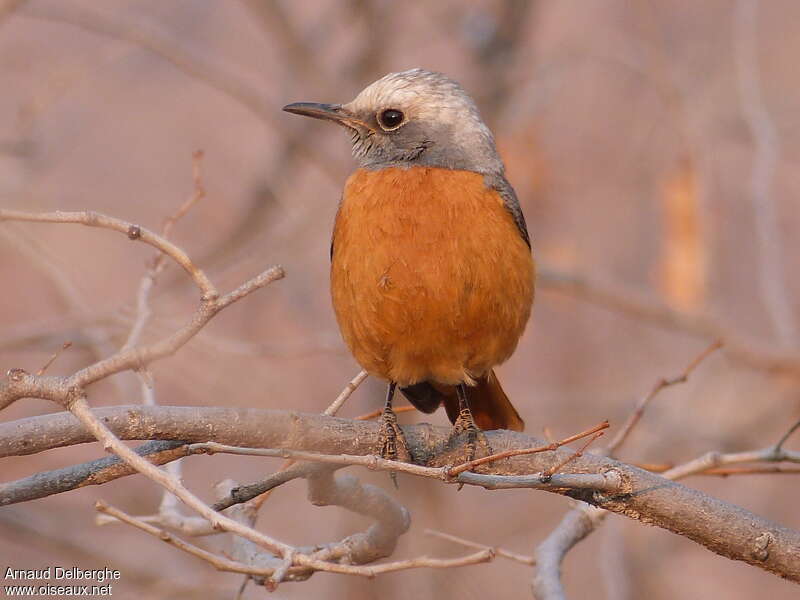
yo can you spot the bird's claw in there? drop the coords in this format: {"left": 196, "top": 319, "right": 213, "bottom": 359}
{"left": 377, "top": 406, "right": 411, "bottom": 487}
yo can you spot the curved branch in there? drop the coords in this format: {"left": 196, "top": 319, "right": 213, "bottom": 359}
{"left": 0, "top": 209, "right": 217, "bottom": 299}
{"left": 1, "top": 404, "right": 798, "bottom": 582}
{"left": 532, "top": 504, "right": 602, "bottom": 600}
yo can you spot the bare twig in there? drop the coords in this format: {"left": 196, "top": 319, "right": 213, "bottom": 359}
{"left": 0, "top": 226, "right": 125, "bottom": 394}
{"left": 662, "top": 445, "right": 800, "bottom": 481}
{"left": 534, "top": 339, "right": 722, "bottom": 598}
{"left": 533, "top": 426, "right": 800, "bottom": 598}
{"left": 36, "top": 341, "right": 72, "bottom": 376}
{"left": 539, "top": 431, "right": 605, "bottom": 480}
{"left": 95, "top": 501, "right": 283, "bottom": 578}
{"left": 212, "top": 463, "right": 313, "bottom": 512}
{"left": 95, "top": 481, "right": 491, "bottom": 582}
{"left": 70, "top": 396, "right": 441, "bottom": 579}
{"left": 456, "top": 470, "right": 621, "bottom": 493}
{"left": 3, "top": 405, "right": 800, "bottom": 581}
{"left": 775, "top": 419, "right": 800, "bottom": 452}
{"left": 425, "top": 529, "right": 535, "bottom": 566}
{"left": 0, "top": 265, "right": 283, "bottom": 411}
{"left": 607, "top": 340, "right": 722, "bottom": 453}
{"left": 187, "top": 441, "right": 622, "bottom": 495}
{"left": 0, "top": 209, "right": 217, "bottom": 299}
{"left": 532, "top": 431, "right": 800, "bottom": 598}
{"left": 702, "top": 466, "right": 800, "bottom": 476}
{"left": 247, "top": 370, "right": 369, "bottom": 511}
{"left": 106, "top": 151, "right": 208, "bottom": 533}
{"left": 448, "top": 420, "right": 609, "bottom": 477}
{"left": 355, "top": 404, "right": 416, "bottom": 420}
{"left": 122, "top": 150, "right": 206, "bottom": 353}
{"left": 325, "top": 370, "right": 369, "bottom": 416}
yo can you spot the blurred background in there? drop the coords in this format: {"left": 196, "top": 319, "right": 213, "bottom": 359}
{"left": 1, "top": 0, "right": 799, "bottom": 598}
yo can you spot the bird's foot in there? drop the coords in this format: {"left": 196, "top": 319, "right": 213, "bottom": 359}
{"left": 377, "top": 405, "right": 411, "bottom": 487}
{"left": 448, "top": 406, "right": 493, "bottom": 465}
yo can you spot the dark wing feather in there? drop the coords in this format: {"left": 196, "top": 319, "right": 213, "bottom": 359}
{"left": 486, "top": 173, "right": 531, "bottom": 248}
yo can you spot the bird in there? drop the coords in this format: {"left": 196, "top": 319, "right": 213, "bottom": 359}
{"left": 284, "top": 68, "right": 534, "bottom": 465}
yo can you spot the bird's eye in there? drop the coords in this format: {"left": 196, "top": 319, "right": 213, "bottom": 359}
{"left": 378, "top": 109, "right": 405, "bottom": 130}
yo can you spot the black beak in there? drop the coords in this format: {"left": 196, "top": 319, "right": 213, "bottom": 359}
{"left": 283, "top": 102, "right": 370, "bottom": 131}
{"left": 283, "top": 102, "right": 348, "bottom": 123}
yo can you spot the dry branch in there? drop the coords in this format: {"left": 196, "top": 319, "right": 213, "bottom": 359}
{"left": 93, "top": 468, "right": 489, "bottom": 583}
{"left": 0, "top": 209, "right": 217, "bottom": 299}
{"left": 0, "top": 440, "right": 186, "bottom": 506}
{"left": 425, "top": 529, "right": 535, "bottom": 566}
{"left": 532, "top": 503, "right": 602, "bottom": 599}
{"left": 607, "top": 340, "right": 722, "bottom": 453}
{"left": 2, "top": 198, "right": 799, "bottom": 591}
{"left": 1, "top": 404, "right": 799, "bottom": 582}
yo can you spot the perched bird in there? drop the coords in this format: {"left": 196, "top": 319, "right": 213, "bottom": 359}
{"left": 284, "top": 69, "right": 534, "bottom": 463}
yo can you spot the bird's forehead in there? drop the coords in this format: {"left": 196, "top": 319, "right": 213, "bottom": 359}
{"left": 345, "top": 69, "right": 476, "bottom": 121}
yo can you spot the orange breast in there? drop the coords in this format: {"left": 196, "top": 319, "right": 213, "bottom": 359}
{"left": 331, "top": 167, "right": 535, "bottom": 386}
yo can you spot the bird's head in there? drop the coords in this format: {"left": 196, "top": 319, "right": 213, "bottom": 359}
{"left": 283, "top": 68, "right": 504, "bottom": 176}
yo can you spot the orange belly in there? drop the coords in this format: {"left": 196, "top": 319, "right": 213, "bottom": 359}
{"left": 331, "top": 167, "right": 535, "bottom": 386}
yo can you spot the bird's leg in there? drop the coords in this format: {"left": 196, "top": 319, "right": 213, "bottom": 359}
{"left": 448, "top": 383, "right": 492, "bottom": 464}
{"left": 377, "top": 381, "right": 411, "bottom": 486}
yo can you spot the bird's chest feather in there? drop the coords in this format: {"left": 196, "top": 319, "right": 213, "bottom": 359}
{"left": 330, "top": 167, "right": 534, "bottom": 382}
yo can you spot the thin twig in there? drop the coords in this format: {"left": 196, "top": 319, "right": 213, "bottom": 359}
{"left": 533, "top": 339, "right": 727, "bottom": 599}
{"left": 0, "top": 209, "right": 218, "bottom": 300}
{"left": 448, "top": 421, "right": 609, "bottom": 477}
{"left": 70, "top": 397, "right": 439, "bottom": 577}
{"left": 249, "top": 370, "right": 369, "bottom": 510}
{"left": 187, "top": 441, "right": 623, "bottom": 494}
{"left": 36, "top": 342, "right": 72, "bottom": 376}
{"left": 122, "top": 151, "right": 206, "bottom": 353}
{"left": 95, "top": 498, "right": 493, "bottom": 580}
{"left": 539, "top": 431, "right": 605, "bottom": 480}
{"left": 112, "top": 151, "right": 208, "bottom": 532}
{"left": 702, "top": 466, "right": 800, "bottom": 476}
{"left": 775, "top": 419, "right": 800, "bottom": 452}
{"left": 325, "top": 370, "right": 368, "bottom": 416}
{"left": 425, "top": 529, "right": 535, "bottom": 566}
{"left": 356, "top": 404, "right": 416, "bottom": 420}
{"left": 607, "top": 340, "right": 721, "bottom": 453}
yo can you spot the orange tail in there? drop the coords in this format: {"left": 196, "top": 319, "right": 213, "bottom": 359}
{"left": 400, "top": 370, "right": 524, "bottom": 432}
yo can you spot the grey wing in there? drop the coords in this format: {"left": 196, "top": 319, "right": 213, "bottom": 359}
{"left": 487, "top": 174, "right": 531, "bottom": 249}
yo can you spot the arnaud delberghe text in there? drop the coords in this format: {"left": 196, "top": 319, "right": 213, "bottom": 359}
{"left": 5, "top": 567, "right": 121, "bottom": 583}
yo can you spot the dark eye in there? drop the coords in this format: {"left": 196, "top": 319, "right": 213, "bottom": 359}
{"left": 378, "top": 109, "right": 404, "bottom": 130}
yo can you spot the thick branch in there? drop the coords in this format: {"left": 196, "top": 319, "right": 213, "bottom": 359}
{"left": 1, "top": 405, "right": 798, "bottom": 582}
